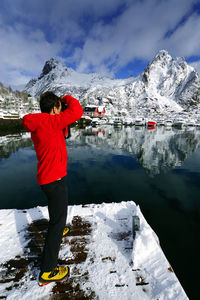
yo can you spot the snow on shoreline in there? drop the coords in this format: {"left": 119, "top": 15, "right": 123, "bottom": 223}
{"left": 0, "top": 201, "right": 188, "bottom": 299}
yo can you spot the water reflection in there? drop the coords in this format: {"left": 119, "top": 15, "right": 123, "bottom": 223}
{"left": 0, "top": 132, "right": 32, "bottom": 160}
{"left": 69, "top": 126, "right": 200, "bottom": 176}
{"left": 1, "top": 126, "right": 200, "bottom": 176}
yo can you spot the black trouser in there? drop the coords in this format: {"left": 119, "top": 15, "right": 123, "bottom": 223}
{"left": 40, "top": 176, "right": 68, "bottom": 273}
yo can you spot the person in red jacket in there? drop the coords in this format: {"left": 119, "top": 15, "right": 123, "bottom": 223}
{"left": 22, "top": 91, "right": 83, "bottom": 286}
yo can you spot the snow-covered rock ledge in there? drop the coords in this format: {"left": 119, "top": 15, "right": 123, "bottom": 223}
{"left": 0, "top": 201, "right": 188, "bottom": 300}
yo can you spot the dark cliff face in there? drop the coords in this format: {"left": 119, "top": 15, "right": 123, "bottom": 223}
{"left": 39, "top": 58, "right": 59, "bottom": 79}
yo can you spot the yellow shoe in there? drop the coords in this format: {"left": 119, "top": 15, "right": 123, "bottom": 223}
{"left": 63, "top": 226, "right": 70, "bottom": 237}
{"left": 38, "top": 266, "right": 69, "bottom": 286}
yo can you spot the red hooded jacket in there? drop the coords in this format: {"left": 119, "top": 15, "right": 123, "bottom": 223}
{"left": 22, "top": 95, "right": 83, "bottom": 185}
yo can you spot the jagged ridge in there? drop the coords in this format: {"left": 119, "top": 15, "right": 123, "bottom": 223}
{"left": 24, "top": 50, "right": 200, "bottom": 119}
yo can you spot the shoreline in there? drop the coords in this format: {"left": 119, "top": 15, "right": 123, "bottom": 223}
{"left": 0, "top": 117, "right": 91, "bottom": 133}
{"left": 0, "top": 118, "right": 24, "bottom": 132}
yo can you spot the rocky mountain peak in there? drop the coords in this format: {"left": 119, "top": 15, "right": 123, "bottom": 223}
{"left": 151, "top": 50, "right": 189, "bottom": 72}
{"left": 142, "top": 50, "right": 195, "bottom": 88}
{"left": 39, "top": 58, "right": 65, "bottom": 78}
{"left": 146, "top": 50, "right": 173, "bottom": 72}
{"left": 23, "top": 50, "right": 200, "bottom": 119}
{"left": 154, "top": 49, "right": 171, "bottom": 61}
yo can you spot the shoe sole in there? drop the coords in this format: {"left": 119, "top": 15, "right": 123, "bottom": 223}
{"left": 38, "top": 266, "right": 70, "bottom": 287}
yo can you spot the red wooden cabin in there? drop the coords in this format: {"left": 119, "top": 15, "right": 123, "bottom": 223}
{"left": 84, "top": 105, "right": 106, "bottom": 118}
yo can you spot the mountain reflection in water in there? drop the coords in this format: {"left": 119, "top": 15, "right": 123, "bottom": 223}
{"left": 68, "top": 126, "right": 200, "bottom": 176}
{"left": 1, "top": 126, "right": 200, "bottom": 176}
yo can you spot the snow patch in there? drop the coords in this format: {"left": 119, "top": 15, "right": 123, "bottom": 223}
{"left": 0, "top": 201, "right": 188, "bottom": 299}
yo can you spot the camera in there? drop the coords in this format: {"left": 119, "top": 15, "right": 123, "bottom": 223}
{"left": 60, "top": 101, "right": 71, "bottom": 139}
{"left": 61, "top": 102, "right": 68, "bottom": 112}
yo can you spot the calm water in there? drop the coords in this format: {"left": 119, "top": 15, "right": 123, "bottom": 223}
{"left": 0, "top": 126, "right": 200, "bottom": 299}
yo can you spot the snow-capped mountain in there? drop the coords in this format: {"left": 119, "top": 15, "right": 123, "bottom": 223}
{"left": 25, "top": 58, "right": 131, "bottom": 94}
{"left": 140, "top": 50, "right": 200, "bottom": 108}
{"left": 25, "top": 50, "right": 200, "bottom": 119}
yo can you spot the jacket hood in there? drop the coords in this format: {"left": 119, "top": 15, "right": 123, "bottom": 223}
{"left": 22, "top": 113, "right": 48, "bottom": 132}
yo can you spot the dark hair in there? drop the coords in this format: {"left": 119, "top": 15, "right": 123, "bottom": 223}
{"left": 40, "top": 91, "right": 61, "bottom": 113}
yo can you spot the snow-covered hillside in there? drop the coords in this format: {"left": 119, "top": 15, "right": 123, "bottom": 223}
{"left": 0, "top": 83, "right": 39, "bottom": 118}
{"left": 26, "top": 58, "right": 131, "bottom": 92}
{"left": 25, "top": 50, "right": 200, "bottom": 119}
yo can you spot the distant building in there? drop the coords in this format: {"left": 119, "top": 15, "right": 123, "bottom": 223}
{"left": 84, "top": 105, "right": 106, "bottom": 118}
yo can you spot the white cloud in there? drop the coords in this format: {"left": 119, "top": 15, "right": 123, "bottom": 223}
{"left": 70, "top": 0, "right": 197, "bottom": 74}
{"left": 3, "top": 0, "right": 130, "bottom": 45}
{"left": 162, "top": 12, "right": 200, "bottom": 57}
{"left": 0, "top": 22, "right": 62, "bottom": 87}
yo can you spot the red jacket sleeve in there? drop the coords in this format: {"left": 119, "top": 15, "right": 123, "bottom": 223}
{"left": 53, "top": 95, "right": 83, "bottom": 130}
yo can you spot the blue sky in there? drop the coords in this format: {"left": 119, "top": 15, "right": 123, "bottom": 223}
{"left": 0, "top": 0, "right": 200, "bottom": 89}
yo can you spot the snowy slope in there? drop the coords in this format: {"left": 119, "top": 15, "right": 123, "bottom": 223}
{"left": 0, "top": 201, "right": 188, "bottom": 299}
{"left": 24, "top": 51, "right": 200, "bottom": 119}
{"left": 25, "top": 58, "right": 132, "bottom": 95}
{"left": 0, "top": 83, "right": 39, "bottom": 118}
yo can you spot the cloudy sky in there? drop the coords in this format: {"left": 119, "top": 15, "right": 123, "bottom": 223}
{"left": 0, "top": 0, "right": 200, "bottom": 89}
